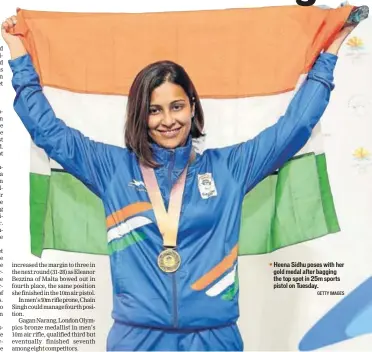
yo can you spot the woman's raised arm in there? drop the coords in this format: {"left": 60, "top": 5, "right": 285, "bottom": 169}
{"left": 2, "top": 16, "right": 124, "bottom": 198}
{"left": 219, "top": 23, "right": 360, "bottom": 195}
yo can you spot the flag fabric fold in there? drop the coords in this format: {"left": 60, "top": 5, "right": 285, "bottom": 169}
{"left": 12, "top": 5, "right": 351, "bottom": 257}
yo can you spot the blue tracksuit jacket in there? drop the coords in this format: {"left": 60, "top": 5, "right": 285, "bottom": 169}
{"left": 9, "top": 52, "right": 337, "bottom": 351}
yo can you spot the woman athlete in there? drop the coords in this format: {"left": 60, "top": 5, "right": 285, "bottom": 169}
{"left": 1, "top": 6, "right": 368, "bottom": 351}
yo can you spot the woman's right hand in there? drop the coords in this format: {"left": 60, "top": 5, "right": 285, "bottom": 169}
{"left": 1, "top": 16, "right": 20, "bottom": 45}
{"left": 1, "top": 15, "right": 27, "bottom": 58}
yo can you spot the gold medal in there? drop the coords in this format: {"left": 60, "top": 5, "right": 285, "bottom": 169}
{"left": 157, "top": 248, "right": 181, "bottom": 273}
{"left": 140, "top": 152, "right": 195, "bottom": 274}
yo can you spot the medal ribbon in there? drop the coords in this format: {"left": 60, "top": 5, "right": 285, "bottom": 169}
{"left": 140, "top": 152, "right": 193, "bottom": 248}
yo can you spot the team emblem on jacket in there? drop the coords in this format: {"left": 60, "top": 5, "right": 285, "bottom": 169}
{"left": 197, "top": 173, "right": 217, "bottom": 199}
{"left": 129, "top": 179, "right": 147, "bottom": 192}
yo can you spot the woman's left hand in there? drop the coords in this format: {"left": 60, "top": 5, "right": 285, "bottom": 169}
{"left": 325, "top": 24, "right": 359, "bottom": 55}
{"left": 324, "top": 5, "right": 369, "bottom": 56}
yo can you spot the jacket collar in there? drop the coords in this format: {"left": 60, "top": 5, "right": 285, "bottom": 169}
{"left": 151, "top": 135, "right": 193, "bottom": 171}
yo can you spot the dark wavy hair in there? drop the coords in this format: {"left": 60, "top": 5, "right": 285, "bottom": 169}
{"left": 125, "top": 61, "right": 205, "bottom": 167}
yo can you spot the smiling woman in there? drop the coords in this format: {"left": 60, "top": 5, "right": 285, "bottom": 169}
{"left": 125, "top": 60, "right": 204, "bottom": 166}
{"left": 148, "top": 83, "right": 192, "bottom": 147}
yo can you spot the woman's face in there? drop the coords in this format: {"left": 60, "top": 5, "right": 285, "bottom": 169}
{"left": 148, "top": 81, "right": 194, "bottom": 149}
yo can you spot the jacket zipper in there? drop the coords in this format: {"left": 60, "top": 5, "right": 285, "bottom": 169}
{"left": 168, "top": 150, "right": 178, "bottom": 328}
{"left": 172, "top": 273, "right": 178, "bottom": 327}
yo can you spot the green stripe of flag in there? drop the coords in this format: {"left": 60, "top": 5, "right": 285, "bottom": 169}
{"left": 238, "top": 153, "right": 339, "bottom": 255}
{"left": 316, "top": 154, "right": 340, "bottom": 233}
{"left": 30, "top": 173, "right": 50, "bottom": 257}
{"left": 30, "top": 152, "right": 339, "bottom": 256}
{"left": 32, "top": 171, "right": 108, "bottom": 256}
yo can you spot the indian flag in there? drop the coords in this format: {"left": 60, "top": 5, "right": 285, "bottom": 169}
{"left": 12, "top": 5, "right": 352, "bottom": 257}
